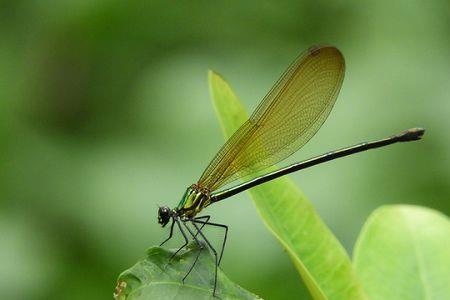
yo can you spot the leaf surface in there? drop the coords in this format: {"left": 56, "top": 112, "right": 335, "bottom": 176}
{"left": 114, "top": 242, "right": 261, "bottom": 300}
{"left": 354, "top": 205, "right": 450, "bottom": 300}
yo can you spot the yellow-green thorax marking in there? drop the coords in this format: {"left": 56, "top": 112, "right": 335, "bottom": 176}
{"left": 175, "top": 184, "right": 212, "bottom": 218}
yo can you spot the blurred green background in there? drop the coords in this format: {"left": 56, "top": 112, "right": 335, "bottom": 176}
{"left": 0, "top": 1, "right": 448, "bottom": 299}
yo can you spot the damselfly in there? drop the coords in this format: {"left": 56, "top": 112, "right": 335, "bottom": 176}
{"left": 157, "top": 45, "right": 424, "bottom": 296}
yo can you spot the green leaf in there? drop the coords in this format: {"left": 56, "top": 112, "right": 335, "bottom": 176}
{"left": 114, "top": 242, "right": 261, "bottom": 300}
{"left": 353, "top": 205, "right": 450, "bottom": 300}
{"left": 208, "top": 70, "right": 368, "bottom": 300}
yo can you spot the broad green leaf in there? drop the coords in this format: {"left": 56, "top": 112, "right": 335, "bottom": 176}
{"left": 208, "top": 70, "right": 368, "bottom": 300}
{"left": 114, "top": 242, "right": 261, "bottom": 300}
{"left": 353, "top": 205, "right": 450, "bottom": 300}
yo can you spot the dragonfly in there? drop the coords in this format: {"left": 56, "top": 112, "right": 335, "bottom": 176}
{"left": 157, "top": 45, "right": 425, "bottom": 296}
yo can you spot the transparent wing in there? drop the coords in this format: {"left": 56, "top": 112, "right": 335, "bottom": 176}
{"left": 198, "top": 45, "right": 345, "bottom": 191}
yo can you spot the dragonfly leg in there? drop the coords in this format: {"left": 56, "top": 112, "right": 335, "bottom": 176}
{"left": 192, "top": 215, "right": 210, "bottom": 238}
{"left": 169, "top": 218, "right": 189, "bottom": 261}
{"left": 191, "top": 221, "right": 219, "bottom": 297}
{"left": 159, "top": 218, "right": 175, "bottom": 246}
{"left": 192, "top": 218, "right": 228, "bottom": 265}
{"left": 180, "top": 221, "right": 204, "bottom": 283}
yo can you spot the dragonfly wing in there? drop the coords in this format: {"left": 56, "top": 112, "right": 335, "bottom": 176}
{"left": 198, "top": 46, "right": 345, "bottom": 191}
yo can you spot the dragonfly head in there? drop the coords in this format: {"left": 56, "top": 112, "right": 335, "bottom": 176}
{"left": 157, "top": 206, "right": 171, "bottom": 227}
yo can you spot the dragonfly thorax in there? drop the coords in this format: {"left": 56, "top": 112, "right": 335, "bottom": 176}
{"left": 175, "top": 184, "right": 212, "bottom": 219}
{"left": 158, "top": 185, "right": 212, "bottom": 227}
